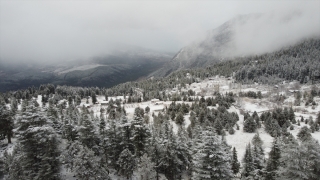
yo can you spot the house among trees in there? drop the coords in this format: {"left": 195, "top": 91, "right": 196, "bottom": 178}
{"left": 289, "top": 90, "right": 299, "bottom": 94}
{"left": 151, "top": 99, "right": 162, "bottom": 105}
{"left": 100, "top": 101, "right": 109, "bottom": 106}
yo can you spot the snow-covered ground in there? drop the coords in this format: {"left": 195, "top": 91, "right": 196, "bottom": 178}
{"left": 1, "top": 75, "right": 320, "bottom": 180}
{"left": 74, "top": 76, "right": 319, "bottom": 163}
{"left": 55, "top": 64, "right": 108, "bottom": 75}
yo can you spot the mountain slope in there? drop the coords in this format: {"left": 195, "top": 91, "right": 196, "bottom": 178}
{"left": 0, "top": 48, "right": 172, "bottom": 92}
{"left": 153, "top": 12, "right": 320, "bottom": 77}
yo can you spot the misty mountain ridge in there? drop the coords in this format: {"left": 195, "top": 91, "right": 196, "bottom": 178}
{"left": 0, "top": 47, "right": 172, "bottom": 92}
{"left": 1, "top": 12, "right": 319, "bottom": 92}
{"left": 152, "top": 11, "right": 320, "bottom": 77}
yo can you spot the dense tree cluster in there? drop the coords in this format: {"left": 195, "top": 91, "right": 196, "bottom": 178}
{"left": 235, "top": 39, "right": 320, "bottom": 84}
{"left": 259, "top": 107, "right": 297, "bottom": 137}
{"left": 239, "top": 91, "right": 262, "bottom": 99}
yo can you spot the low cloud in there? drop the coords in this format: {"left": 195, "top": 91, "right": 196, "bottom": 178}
{"left": 231, "top": 4, "right": 320, "bottom": 56}
{"left": 0, "top": 1, "right": 319, "bottom": 64}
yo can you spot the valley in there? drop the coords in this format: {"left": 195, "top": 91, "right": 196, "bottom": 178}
{"left": 1, "top": 2, "right": 320, "bottom": 179}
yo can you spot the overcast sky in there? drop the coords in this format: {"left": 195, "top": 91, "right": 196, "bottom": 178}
{"left": 0, "top": 0, "right": 319, "bottom": 63}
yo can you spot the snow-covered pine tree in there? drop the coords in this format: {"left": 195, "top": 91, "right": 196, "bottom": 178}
{"left": 175, "top": 112, "right": 185, "bottom": 125}
{"left": 157, "top": 122, "right": 181, "bottom": 180}
{"left": 243, "top": 116, "right": 257, "bottom": 133}
{"left": 297, "top": 126, "right": 312, "bottom": 142}
{"left": 289, "top": 107, "right": 295, "bottom": 122}
{"left": 277, "top": 134, "right": 305, "bottom": 180}
{"left": 105, "top": 118, "right": 121, "bottom": 169}
{"left": 265, "top": 117, "right": 281, "bottom": 137}
{"left": 213, "top": 117, "right": 223, "bottom": 135}
{"left": 302, "top": 139, "right": 320, "bottom": 180}
{"left": 148, "top": 130, "right": 161, "bottom": 180}
{"left": 231, "top": 147, "right": 240, "bottom": 175}
{"left": 62, "top": 141, "right": 110, "bottom": 180}
{"left": 3, "top": 144, "right": 24, "bottom": 180}
{"left": 12, "top": 104, "right": 60, "bottom": 180}
{"left": 175, "top": 126, "right": 191, "bottom": 179}
{"left": 131, "top": 115, "right": 151, "bottom": 158}
{"left": 117, "top": 148, "right": 135, "bottom": 179}
{"left": 251, "top": 132, "right": 263, "bottom": 148}
{"left": 192, "top": 126, "right": 233, "bottom": 180}
{"left": 252, "top": 145, "right": 265, "bottom": 176}
{"left": 0, "top": 105, "right": 14, "bottom": 143}
{"left": 99, "top": 115, "right": 106, "bottom": 135}
{"left": 265, "top": 138, "right": 281, "bottom": 180}
{"left": 136, "top": 153, "right": 157, "bottom": 180}
{"left": 241, "top": 143, "right": 255, "bottom": 178}
{"left": 118, "top": 115, "right": 134, "bottom": 153}
{"left": 78, "top": 113, "right": 98, "bottom": 149}
{"left": 62, "top": 117, "right": 78, "bottom": 141}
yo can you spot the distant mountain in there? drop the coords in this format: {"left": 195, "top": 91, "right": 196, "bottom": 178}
{"left": 152, "top": 12, "right": 320, "bottom": 77}
{"left": 0, "top": 48, "right": 172, "bottom": 92}
{"left": 150, "top": 14, "right": 251, "bottom": 77}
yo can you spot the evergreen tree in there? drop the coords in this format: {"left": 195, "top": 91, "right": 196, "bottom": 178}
{"left": 145, "top": 106, "right": 150, "bottom": 114}
{"left": 136, "top": 153, "right": 157, "bottom": 180}
{"left": 192, "top": 126, "right": 233, "bottom": 180}
{"left": 265, "top": 118, "right": 281, "bottom": 137}
{"left": 289, "top": 107, "right": 295, "bottom": 122}
{"left": 119, "top": 115, "right": 134, "bottom": 153}
{"left": 117, "top": 148, "right": 135, "bottom": 179}
{"left": 62, "top": 118, "right": 78, "bottom": 141}
{"left": 91, "top": 92, "right": 97, "bottom": 104}
{"left": 317, "top": 112, "right": 320, "bottom": 125}
{"left": 278, "top": 134, "right": 303, "bottom": 180}
{"left": 176, "top": 127, "right": 191, "bottom": 179}
{"left": 243, "top": 116, "right": 257, "bottom": 133}
{"left": 265, "top": 138, "right": 281, "bottom": 180}
{"left": 278, "top": 136, "right": 320, "bottom": 180}
{"left": 3, "top": 144, "right": 24, "bottom": 180}
{"left": 149, "top": 132, "right": 161, "bottom": 180}
{"left": 231, "top": 147, "right": 240, "bottom": 175}
{"left": 0, "top": 106, "right": 14, "bottom": 143}
{"left": 62, "top": 141, "right": 110, "bottom": 180}
{"left": 252, "top": 145, "right": 264, "bottom": 173}
{"left": 241, "top": 143, "right": 255, "bottom": 178}
{"left": 175, "top": 112, "right": 185, "bottom": 125}
{"left": 157, "top": 123, "right": 181, "bottom": 180}
{"left": 251, "top": 132, "right": 263, "bottom": 148}
{"left": 213, "top": 117, "right": 223, "bottom": 135}
{"left": 12, "top": 106, "right": 60, "bottom": 180}
{"left": 228, "top": 126, "right": 235, "bottom": 135}
{"left": 106, "top": 119, "right": 122, "bottom": 169}
{"left": 78, "top": 114, "right": 97, "bottom": 149}
{"left": 10, "top": 97, "right": 18, "bottom": 112}
{"left": 297, "top": 126, "right": 312, "bottom": 142}
{"left": 99, "top": 116, "right": 106, "bottom": 135}
{"left": 131, "top": 116, "right": 151, "bottom": 158}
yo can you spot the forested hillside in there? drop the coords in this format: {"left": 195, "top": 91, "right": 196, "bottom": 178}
{"left": 90, "top": 38, "right": 319, "bottom": 102}
{"left": 1, "top": 1, "right": 320, "bottom": 180}
{"left": 234, "top": 39, "right": 320, "bottom": 84}
{"left": 1, "top": 67, "right": 320, "bottom": 179}
{"left": 0, "top": 39, "right": 319, "bottom": 180}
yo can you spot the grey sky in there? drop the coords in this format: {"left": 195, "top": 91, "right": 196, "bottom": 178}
{"left": 0, "top": 0, "right": 319, "bottom": 63}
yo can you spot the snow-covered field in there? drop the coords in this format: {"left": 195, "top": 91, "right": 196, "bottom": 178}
{"left": 77, "top": 76, "right": 320, "bottom": 163}
{"left": 55, "top": 64, "right": 109, "bottom": 75}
